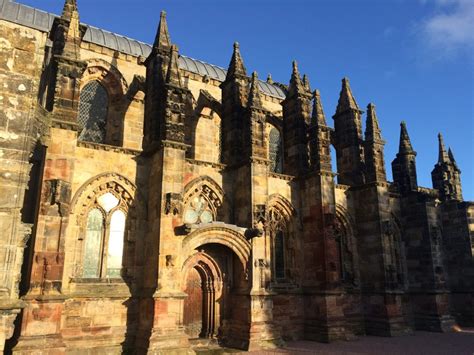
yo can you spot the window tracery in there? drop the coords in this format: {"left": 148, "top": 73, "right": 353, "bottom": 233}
{"left": 268, "top": 206, "right": 288, "bottom": 280}
{"left": 81, "top": 192, "right": 126, "bottom": 278}
{"left": 183, "top": 181, "right": 222, "bottom": 225}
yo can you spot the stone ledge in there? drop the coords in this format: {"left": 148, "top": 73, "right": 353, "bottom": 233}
{"left": 77, "top": 141, "right": 142, "bottom": 155}
{"left": 185, "top": 158, "right": 226, "bottom": 170}
{"left": 268, "top": 172, "right": 294, "bottom": 181}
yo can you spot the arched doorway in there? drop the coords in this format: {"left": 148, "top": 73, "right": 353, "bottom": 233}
{"left": 182, "top": 243, "right": 247, "bottom": 343}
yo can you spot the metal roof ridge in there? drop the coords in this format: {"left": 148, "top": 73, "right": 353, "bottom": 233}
{"left": 2, "top": 1, "right": 286, "bottom": 98}
{"left": 180, "top": 54, "right": 226, "bottom": 72}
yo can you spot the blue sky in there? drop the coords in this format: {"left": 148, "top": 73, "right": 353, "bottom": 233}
{"left": 21, "top": 0, "right": 474, "bottom": 200}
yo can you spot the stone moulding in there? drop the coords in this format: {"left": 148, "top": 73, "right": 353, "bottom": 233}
{"left": 185, "top": 158, "right": 226, "bottom": 170}
{"left": 182, "top": 223, "right": 250, "bottom": 268}
{"left": 268, "top": 172, "right": 294, "bottom": 181}
{"left": 76, "top": 141, "right": 141, "bottom": 156}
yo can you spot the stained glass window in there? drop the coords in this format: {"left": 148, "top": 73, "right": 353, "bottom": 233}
{"left": 269, "top": 128, "right": 283, "bottom": 173}
{"left": 183, "top": 196, "right": 213, "bottom": 225}
{"left": 106, "top": 210, "right": 125, "bottom": 278}
{"left": 83, "top": 209, "right": 104, "bottom": 278}
{"left": 78, "top": 81, "right": 108, "bottom": 143}
{"left": 275, "top": 230, "right": 285, "bottom": 279}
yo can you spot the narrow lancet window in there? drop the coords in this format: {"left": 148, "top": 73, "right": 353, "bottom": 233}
{"left": 106, "top": 210, "right": 126, "bottom": 277}
{"left": 275, "top": 230, "right": 285, "bottom": 279}
{"left": 269, "top": 128, "right": 283, "bottom": 173}
{"left": 83, "top": 209, "right": 104, "bottom": 278}
{"left": 78, "top": 81, "right": 108, "bottom": 143}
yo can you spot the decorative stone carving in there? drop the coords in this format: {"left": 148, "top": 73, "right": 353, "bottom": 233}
{"left": 42, "top": 179, "right": 71, "bottom": 217}
{"left": 166, "top": 255, "right": 176, "bottom": 267}
{"left": 164, "top": 192, "right": 182, "bottom": 215}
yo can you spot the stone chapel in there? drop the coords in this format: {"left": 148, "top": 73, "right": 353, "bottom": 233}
{"left": 0, "top": 0, "right": 472, "bottom": 353}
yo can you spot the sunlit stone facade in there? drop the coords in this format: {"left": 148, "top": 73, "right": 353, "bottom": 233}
{"left": 0, "top": 1, "right": 472, "bottom": 353}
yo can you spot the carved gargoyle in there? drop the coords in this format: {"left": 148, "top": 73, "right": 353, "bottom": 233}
{"left": 245, "top": 228, "right": 263, "bottom": 240}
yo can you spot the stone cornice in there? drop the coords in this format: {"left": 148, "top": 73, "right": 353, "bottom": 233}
{"left": 51, "top": 118, "right": 80, "bottom": 131}
{"left": 268, "top": 172, "right": 294, "bottom": 181}
{"left": 77, "top": 141, "right": 141, "bottom": 156}
{"left": 185, "top": 158, "right": 226, "bottom": 170}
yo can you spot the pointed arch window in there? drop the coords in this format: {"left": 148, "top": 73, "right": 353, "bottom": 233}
{"left": 183, "top": 182, "right": 222, "bottom": 225}
{"left": 268, "top": 207, "right": 287, "bottom": 281}
{"left": 269, "top": 127, "right": 283, "bottom": 173}
{"left": 81, "top": 192, "right": 126, "bottom": 279}
{"left": 78, "top": 80, "right": 108, "bottom": 143}
{"left": 274, "top": 230, "right": 285, "bottom": 279}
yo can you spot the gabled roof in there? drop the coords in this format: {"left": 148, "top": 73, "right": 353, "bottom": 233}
{"left": 0, "top": 0, "right": 286, "bottom": 99}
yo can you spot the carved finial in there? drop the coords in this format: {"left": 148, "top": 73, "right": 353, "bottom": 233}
{"left": 226, "top": 41, "right": 247, "bottom": 80}
{"left": 437, "top": 133, "right": 450, "bottom": 164}
{"left": 152, "top": 10, "right": 171, "bottom": 52}
{"left": 267, "top": 73, "right": 273, "bottom": 84}
{"left": 398, "top": 121, "right": 415, "bottom": 154}
{"left": 335, "top": 77, "right": 360, "bottom": 115}
{"left": 248, "top": 71, "right": 262, "bottom": 108}
{"left": 312, "top": 90, "right": 327, "bottom": 126}
{"left": 288, "top": 60, "right": 305, "bottom": 96}
{"left": 365, "top": 103, "right": 382, "bottom": 142}
{"left": 166, "top": 44, "right": 181, "bottom": 86}
{"left": 62, "top": 0, "right": 78, "bottom": 19}
{"left": 303, "top": 74, "right": 311, "bottom": 92}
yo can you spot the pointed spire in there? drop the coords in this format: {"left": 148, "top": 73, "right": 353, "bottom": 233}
{"left": 248, "top": 71, "right": 263, "bottom": 108}
{"left": 62, "top": 0, "right": 78, "bottom": 19}
{"left": 365, "top": 103, "right": 383, "bottom": 142}
{"left": 166, "top": 44, "right": 181, "bottom": 87}
{"left": 335, "top": 77, "right": 360, "bottom": 115}
{"left": 153, "top": 11, "right": 171, "bottom": 52}
{"left": 311, "top": 90, "right": 327, "bottom": 126}
{"left": 288, "top": 60, "right": 305, "bottom": 96}
{"left": 303, "top": 74, "right": 311, "bottom": 92}
{"left": 437, "top": 133, "right": 449, "bottom": 163}
{"left": 267, "top": 73, "right": 274, "bottom": 84}
{"left": 61, "top": 0, "right": 80, "bottom": 40}
{"left": 398, "top": 121, "right": 415, "bottom": 154}
{"left": 226, "top": 42, "right": 247, "bottom": 80}
{"left": 448, "top": 147, "right": 460, "bottom": 170}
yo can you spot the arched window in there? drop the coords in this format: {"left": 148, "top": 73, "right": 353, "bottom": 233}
{"left": 182, "top": 179, "right": 223, "bottom": 226}
{"left": 83, "top": 208, "right": 104, "bottom": 278}
{"left": 81, "top": 192, "right": 126, "bottom": 279}
{"left": 268, "top": 207, "right": 288, "bottom": 281}
{"left": 78, "top": 81, "right": 108, "bottom": 143}
{"left": 194, "top": 110, "right": 221, "bottom": 163}
{"left": 274, "top": 230, "right": 285, "bottom": 279}
{"left": 183, "top": 195, "right": 214, "bottom": 225}
{"left": 269, "top": 127, "right": 283, "bottom": 173}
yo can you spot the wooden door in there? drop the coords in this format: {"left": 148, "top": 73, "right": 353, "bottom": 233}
{"left": 183, "top": 267, "right": 203, "bottom": 338}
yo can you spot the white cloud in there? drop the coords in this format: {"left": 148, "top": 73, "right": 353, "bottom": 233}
{"left": 419, "top": 0, "right": 474, "bottom": 57}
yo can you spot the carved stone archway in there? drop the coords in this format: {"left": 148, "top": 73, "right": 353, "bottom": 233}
{"left": 180, "top": 225, "right": 251, "bottom": 345}
{"left": 181, "top": 251, "right": 223, "bottom": 339}
{"left": 182, "top": 225, "right": 250, "bottom": 271}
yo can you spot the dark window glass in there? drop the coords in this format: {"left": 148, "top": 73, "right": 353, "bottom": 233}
{"left": 269, "top": 128, "right": 282, "bottom": 173}
{"left": 275, "top": 230, "right": 285, "bottom": 279}
{"left": 78, "top": 81, "right": 108, "bottom": 143}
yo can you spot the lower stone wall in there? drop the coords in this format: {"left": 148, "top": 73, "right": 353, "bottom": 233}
{"left": 14, "top": 296, "right": 136, "bottom": 354}
{"left": 273, "top": 292, "right": 304, "bottom": 341}
{"left": 341, "top": 291, "right": 364, "bottom": 337}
